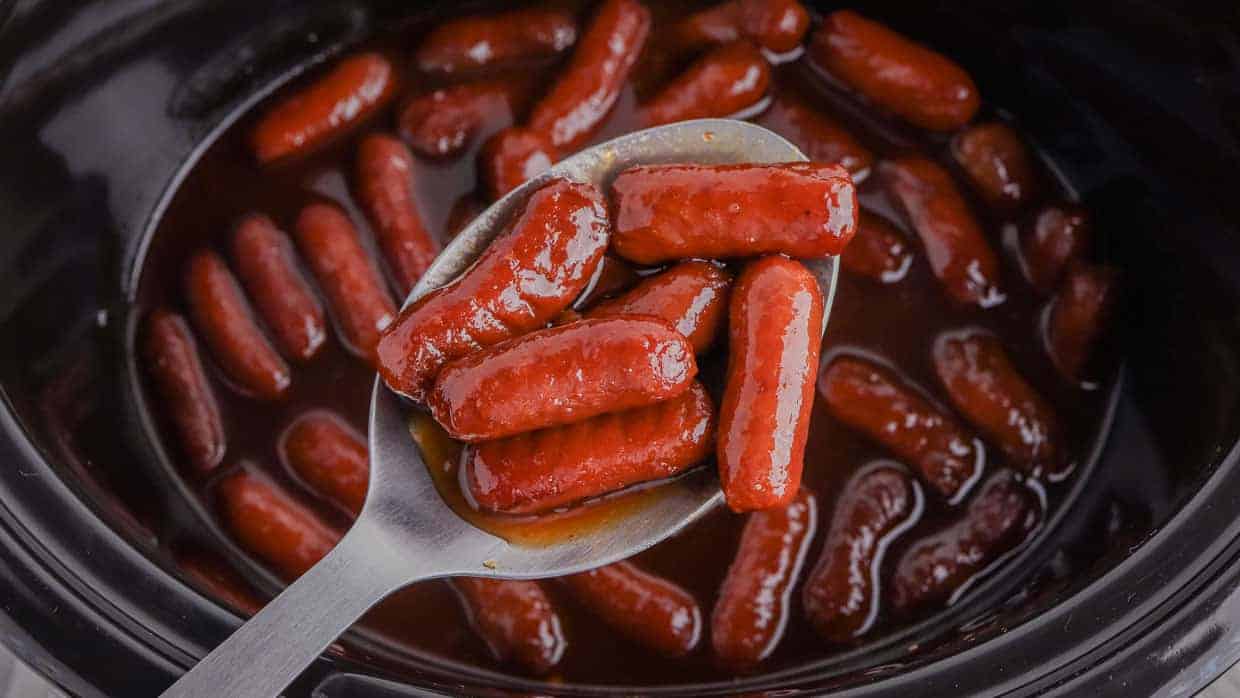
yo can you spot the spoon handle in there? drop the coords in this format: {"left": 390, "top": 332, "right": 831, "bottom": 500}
{"left": 160, "top": 517, "right": 417, "bottom": 698}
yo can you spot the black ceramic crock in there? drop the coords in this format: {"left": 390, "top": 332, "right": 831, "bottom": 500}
{"left": 0, "top": 0, "right": 1238, "bottom": 695}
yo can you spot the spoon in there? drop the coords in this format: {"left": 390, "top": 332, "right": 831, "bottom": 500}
{"left": 162, "top": 118, "right": 838, "bottom": 698}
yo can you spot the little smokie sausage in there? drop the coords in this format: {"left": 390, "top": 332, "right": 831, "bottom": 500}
{"left": 819, "top": 355, "right": 982, "bottom": 501}
{"left": 356, "top": 134, "right": 440, "bottom": 295}
{"left": 281, "top": 411, "right": 368, "bottom": 515}
{"left": 429, "top": 317, "right": 696, "bottom": 441}
{"left": 1045, "top": 264, "right": 1118, "bottom": 382}
{"left": 1020, "top": 203, "right": 1092, "bottom": 294}
{"left": 463, "top": 381, "right": 715, "bottom": 514}
{"left": 879, "top": 156, "right": 1003, "bottom": 307}
{"left": 184, "top": 250, "right": 291, "bottom": 400}
{"left": 376, "top": 178, "right": 609, "bottom": 402}
{"left": 951, "top": 122, "right": 1040, "bottom": 212}
{"left": 528, "top": 0, "right": 651, "bottom": 151}
{"left": 294, "top": 203, "right": 397, "bottom": 362}
{"left": 718, "top": 256, "right": 824, "bottom": 512}
{"left": 933, "top": 329, "right": 1066, "bottom": 476}
{"left": 802, "top": 463, "right": 919, "bottom": 642}
{"left": 230, "top": 214, "right": 327, "bottom": 362}
{"left": 478, "top": 127, "right": 561, "bottom": 200}
{"left": 251, "top": 53, "right": 397, "bottom": 164}
{"left": 415, "top": 8, "right": 578, "bottom": 75}
{"left": 808, "top": 10, "right": 979, "bottom": 132}
{"left": 174, "top": 547, "right": 264, "bottom": 616}
{"left": 712, "top": 489, "right": 817, "bottom": 669}
{"left": 451, "top": 577, "right": 567, "bottom": 675}
{"left": 398, "top": 80, "right": 524, "bottom": 159}
{"left": 142, "top": 309, "right": 226, "bottom": 472}
{"left": 890, "top": 471, "right": 1039, "bottom": 612}
{"left": 638, "top": 41, "right": 771, "bottom": 127}
{"left": 563, "top": 561, "right": 702, "bottom": 657}
{"left": 757, "top": 89, "right": 873, "bottom": 178}
{"left": 839, "top": 211, "right": 913, "bottom": 283}
{"left": 216, "top": 469, "right": 341, "bottom": 581}
{"left": 674, "top": 0, "right": 810, "bottom": 54}
{"left": 586, "top": 260, "right": 731, "bottom": 353}
{"left": 611, "top": 163, "right": 857, "bottom": 265}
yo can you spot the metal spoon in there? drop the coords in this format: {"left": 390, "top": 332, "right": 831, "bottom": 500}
{"left": 161, "top": 118, "right": 838, "bottom": 698}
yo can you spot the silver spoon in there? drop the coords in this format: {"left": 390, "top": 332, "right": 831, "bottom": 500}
{"left": 161, "top": 118, "right": 838, "bottom": 698}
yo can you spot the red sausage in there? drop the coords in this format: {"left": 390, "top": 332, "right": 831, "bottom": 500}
{"left": 1045, "top": 264, "right": 1118, "bottom": 382}
{"left": 451, "top": 578, "right": 566, "bottom": 675}
{"left": 563, "top": 561, "right": 702, "bottom": 657}
{"left": 251, "top": 53, "right": 398, "bottom": 164}
{"left": 802, "top": 463, "right": 919, "bottom": 642}
{"left": 464, "top": 381, "right": 715, "bottom": 514}
{"left": 839, "top": 211, "right": 913, "bottom": 283}
{"left": 638, "top": 41, "right": 771, "bottom": 127}
{"left": 611, "top": 163, "right": 858, "bottom": 265}
{"left": 294, "top": 203, "right": 397, "bottom": 362}
{"left": 356, "top": 134, "right": 440, "bottom": 295}
{"left": 712, "top": 489, "right": 817, "bottom": 668}
{"left": 478, "top": 127, "right": 561, "bottom": 200}
{"left": 174, "top": 547, "right": 264, "bottom": 616}
{"left": 891, "top": 471, "right": 1039, "bottom": 612}
{"left": 586, "top": 260, "right": 731, "bottom": 353}
{"left": 675, "top": 0, "right": 809, "bottom": 54}
{"left": 281, "top": 411, "right": 368, "bottom": 515}
{"left": 415, "top": 8, "right": 578, "bottom": 75}
{"left": 528, "top": 0, "right": 651, "bottom": 151}
{"left": 398, "top": 81, "right": 523, "bottom": 159}
{"left": 429, "top": 317, "right": 696, "bottom": 441}
{"left": 1020, "top": 203, "right": 1092, "bottom": 294}
{"left": 142, "top": 309, "right": 226, "bottom": 472}
{"left": 376, "top": 178, "right": 610, "bottom": 402}
{"left": 933, "top": 329, "right": 1065, "bottom": 475}
{"left": 216, "top": 469, "right": 341, "bottom": 581}
{"left": 819, "top": 356, "right": 982, "bottom": 501}
{"left": 230, "top": 214, "right": 327, "bottom": 362}
{"left": 757, "top": 90, "right": 873, "bottom": 178}
{"left": 808, "top": 11, "right": 979, "bottom": 131}
{"left": 718, "top": 256, "right": 824, "bottom": 512}
{"left": 951, "top": 122, "right": 1040, "bottom": 212}
{"left": 879, "top": 156, "right": 1003, "bottom": 307}
{"left": 184, "top": 250, "right": 291, "bottom": 400}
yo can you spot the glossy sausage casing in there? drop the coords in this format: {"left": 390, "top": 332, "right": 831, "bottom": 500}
{"left": 638, "top": 41, "right": 771, "bottom": 127}
{"left": 398, "top": 81, "right": 523, "bottom": 159}
{"left": 355, "top": 134, "right": 440, "bottom": 295}
{"left": 1046, "top": 263, "right": 1118, "bottom": 382}
{"left": 463, "top": 381, "right": 715, "bottom": 514}
{"left": 216, "top": 469, "right": 341, "bottom": 580}
{"left": 478, "top": 127, "right": 561, "bottom": 200}
{"left": 1020, "top": 203, "right": 1092, "bottom": 294}
{"left": 839, "top": 211, "right": 913, "bottom": 283}
{"left": 675, "top": 0, "right": 810, "bottom": 54}
{"left": 563, "top": 561, "right": 702, "bottom": 657}
{"left": 718, "top": 256, "right": 824, "bottom": 511}
{"left": 376, "top": 178, "right": 610, "bottom": 402}
{"left": 451, "top": 577, "right": 567, "bottom": 675}
{"left": 951, "top": 122, "right": 1040, "bottom": 212}
{"left": 281, "top": 411, "right": 368, "bottom": 516}
{"left": 757, "top": 89, "right": 873, "bottom": 178}
{"left": 415, "top": 8, "right": 578, "bottom": 75}
{"left": 586, "top": 260, "right": 731, "bottom": 354}
{"left": 611, "top": 163, "right": 857, "bottom": 265}
{"left": 142, "top": 309, "right": 226, "bottom": 472}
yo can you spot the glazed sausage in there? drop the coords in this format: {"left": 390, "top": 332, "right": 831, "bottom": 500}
{"left": 802, "top": 463, "right": 919, "bottom": 642}
{"left": 451, "top": 577, "right": 567, "bottom": 675}
{"left": 563, "top": 561, "right": 702, "bottom": 657}
{"left": 951, "top": 122, "right": 1040, "bottom": 212}
{"left": 712, "top": 489, "right": 817, "bottom": 669}
{"left": 398, "top": 81, "right": 523, "bottom": 159}
{"left": 573, "top": 253, "right": 640, "bottom": 310}
{"left": 891, "top": 471, "right": 1039, "bottom": 612}
{"left": 839, "top": 211, "right": 913, "bottom": 283}
{"left": 251, "top": 53, "right": 397, "bottom": 164}
{"left": 718, "top": 256, "right": 824, "bottom": 512}
{"left": 1020, "top": 203, "right": 1091, "bottom": 294}
{"left": 528, "top": 0, "right": 651, "bottom": 150}
{"left": 586, "top": 261, "right": 731, "bottom": 353}
{"left": 611, "top": 163, "right": 858, "bottom": 265}
{"left": 415, "top": 8, "right": 578, "bottom": 75}
{"left": 808, "top": 11, "right": 979, "bottom": 131}
{"left": 230, "top": 214, "right": 327, "bottom": 362}
{"left": 638, "top": 41, "right": 771, "bottom": 127}
{"left": 757, "top": 90, "right": 873, "bottom": 178}
{"left": 356, "top": 134, "right": 440, "bottom": 295}
{"left": 879, "top": 156, "right": 1003, "bottom": 307}
{"left": 294, "top": 203, "right": 397, "bottom": 362}
{"left": 1045, "top": 264, "right": 1118, "bottom": 382}
{"left": 429, "top": 317, "right": 696, "bottom": 442}
{"left": 281, "top": 411, "right": 368, "bottom": 515}
{"left": 184, "top": 250, "right": 291, "bottom": 400}
{"left": 174, "top": 547, "right": 264, "bottom": 616}
{"left": 933, "top": 329, "right": 1066, "bottom": 475}
{"left": 463, "top": 381, "right": 715, "bottom": 514}
{"left": 674, "top": 0, "right": 810, "bottom": 54}
{"left": 142, "top": 309, "right": 226, "bottom": 472}
{"left": 376, "top": 178, "right": 610, "bottom": 402}
{"left": 820, "top": 355, "right": 982, "bottom": 501}
{"left": 478, "top": 127, "right": 561, "bottom": 200}
{"left": 216, "top": 468, "right": 341, "bottom": 581}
